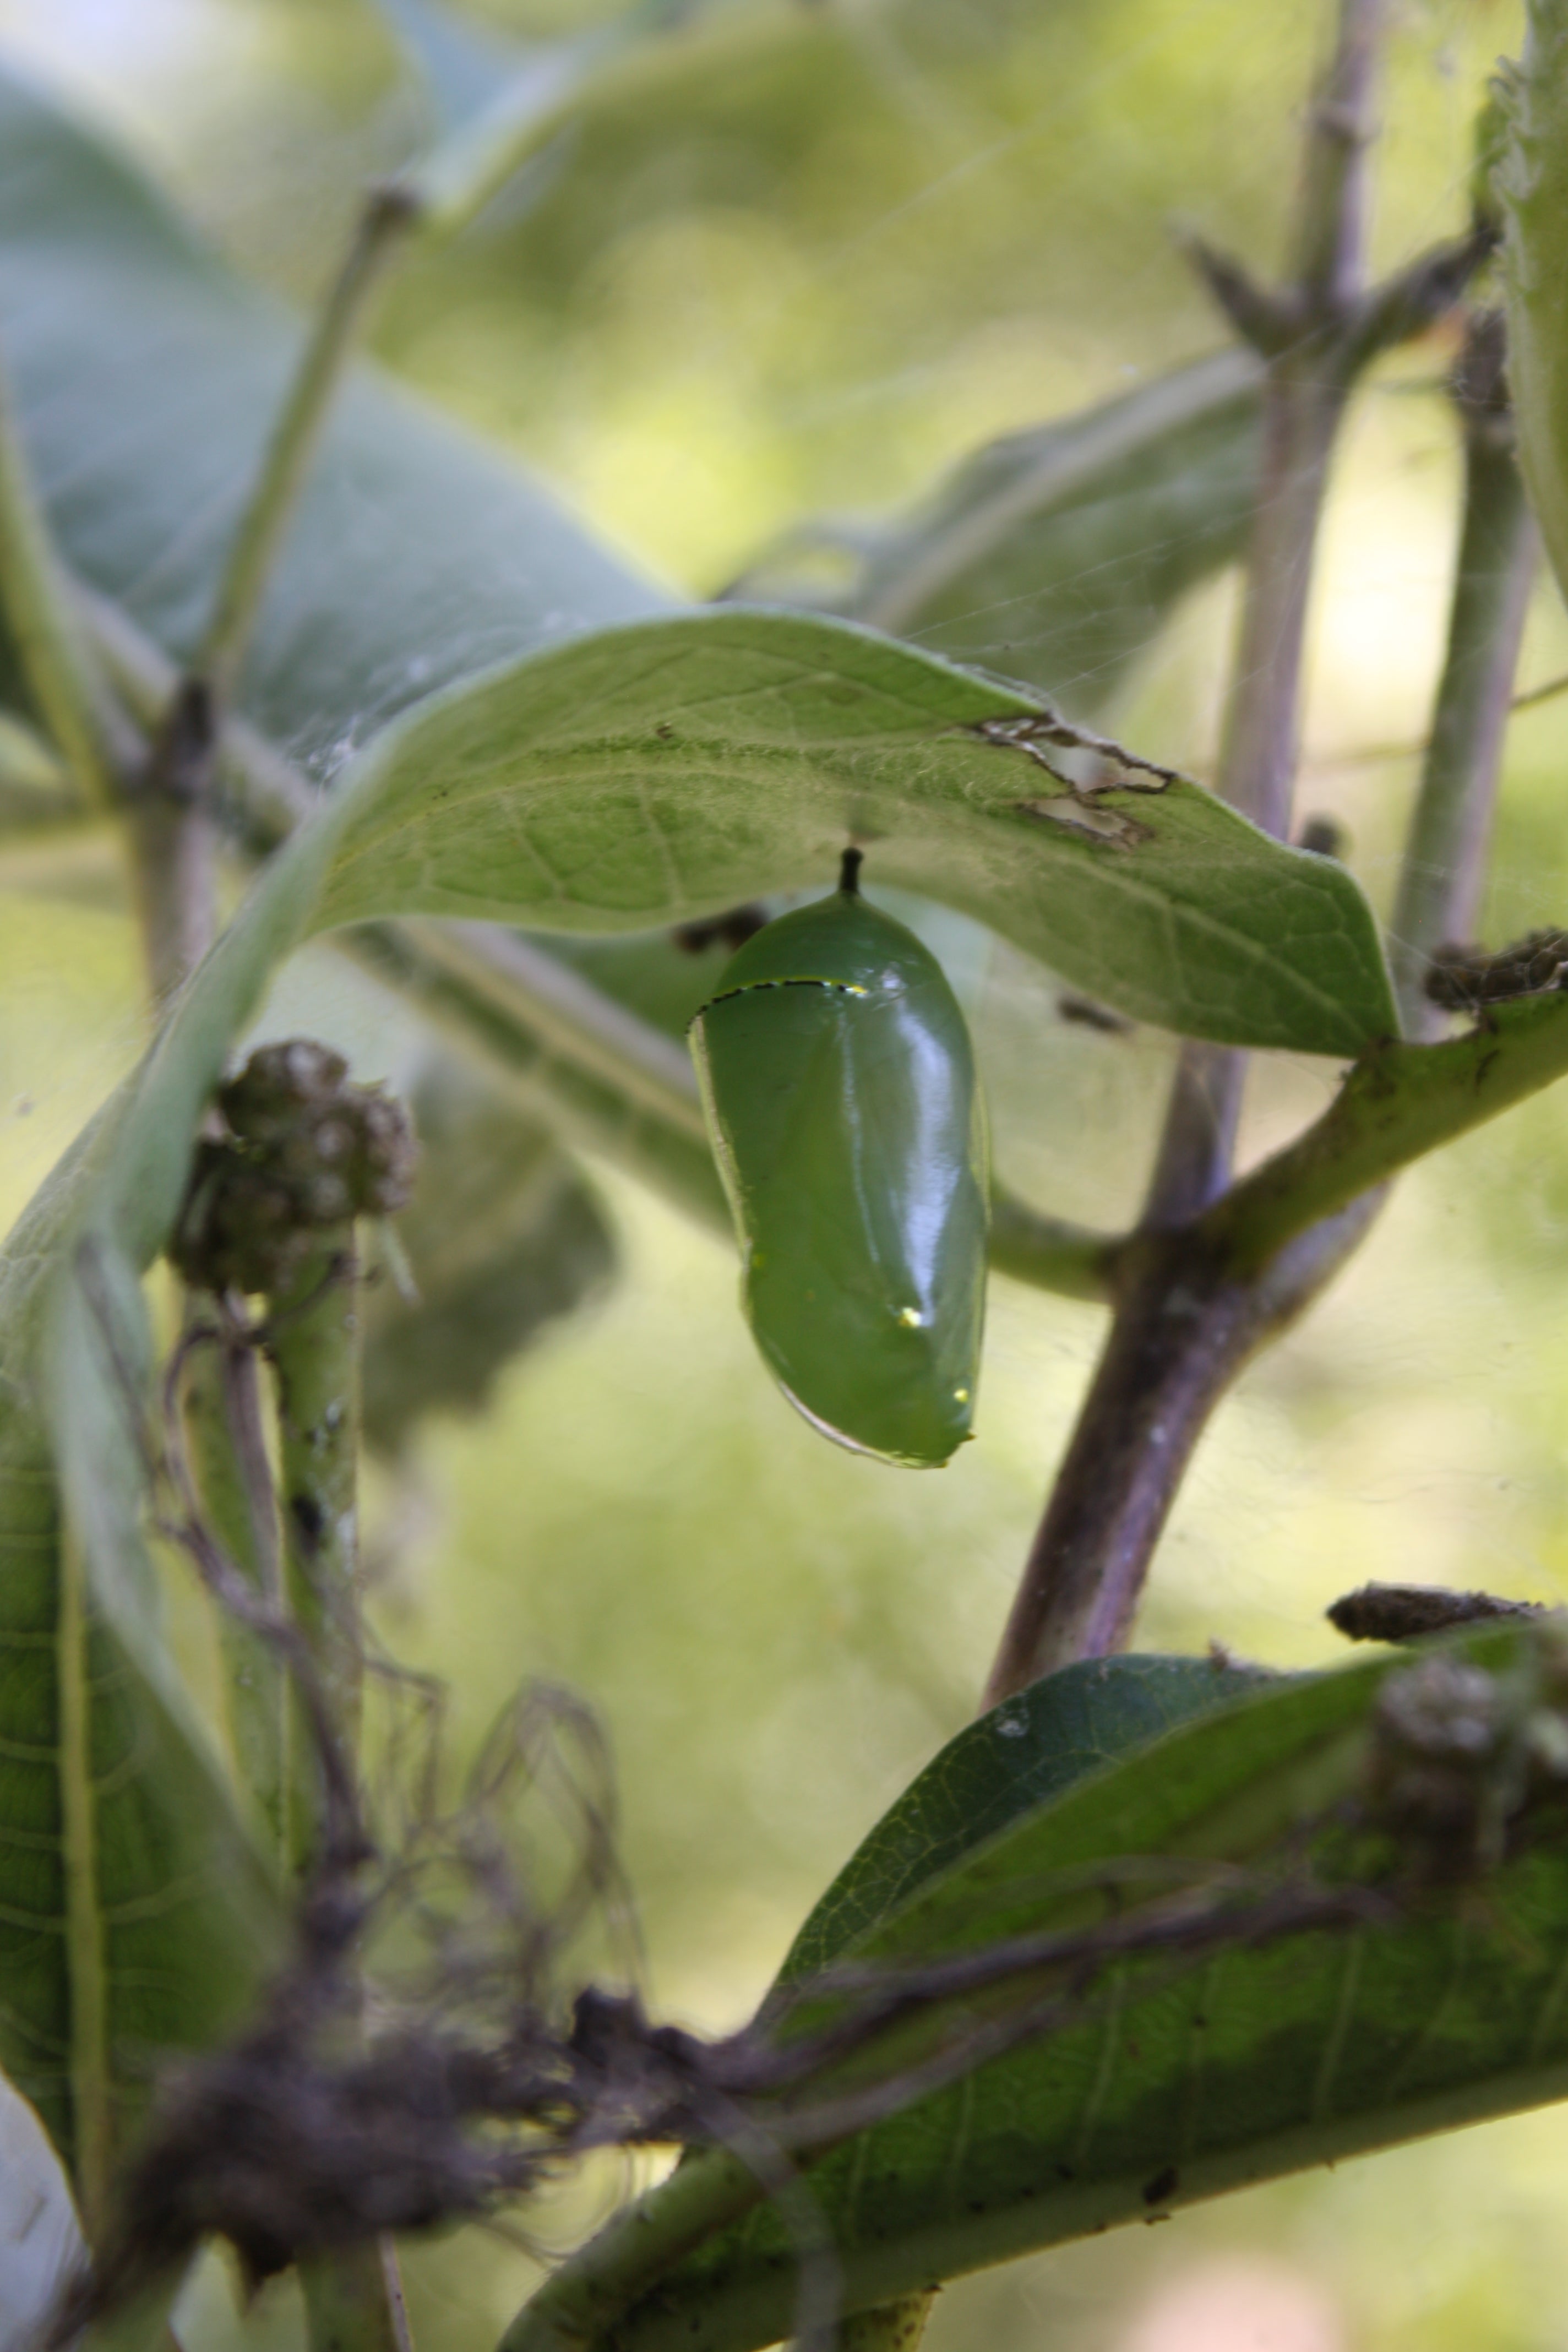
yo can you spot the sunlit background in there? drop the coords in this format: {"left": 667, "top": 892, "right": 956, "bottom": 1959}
{"left": 8, "top": 0, "right": 1568, "bottom": 2346}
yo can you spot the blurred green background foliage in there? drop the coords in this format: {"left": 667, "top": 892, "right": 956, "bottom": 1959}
{"left": 10, "top": 0, "right": 1568, "bottom": 2346}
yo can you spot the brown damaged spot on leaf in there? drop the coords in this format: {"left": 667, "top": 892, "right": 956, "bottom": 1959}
{"left": 1013, "top": 797, "right": 1153, "bottom": 851}
{"left": 969, "top": 709, "right": 1185, "bottom": 793}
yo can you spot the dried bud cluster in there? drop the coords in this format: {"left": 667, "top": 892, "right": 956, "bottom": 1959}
{"left": 1425, "top": 928, "right": 1568, "bottom": 1015}
{"left": 1363, "top": 1642, "right": 1568, "bottom": 1877}
{"left": 171, "top": 1040, "right": 417, "bottom": 1298}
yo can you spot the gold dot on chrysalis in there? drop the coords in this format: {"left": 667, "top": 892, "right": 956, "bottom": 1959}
{"left": 953, "top": 1387, "right": 970, "bottom": 1402}
{"left": 897, "top": 1306, "right": 925, "bottom": 1327}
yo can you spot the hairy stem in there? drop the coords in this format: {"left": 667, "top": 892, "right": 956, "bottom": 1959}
{"left": 266, "top": 1232, "right": 363, "bottom": 1875}
{"left": 128, "top": 181, "right": 413, "bottom": 1003}
{"left": 123, "top": 680, "right": 220, "bottom": 1002}
{"left": 300, "top": 2240, "right": 413, "bottom": 2352}
{"left": 199, "top": 188, "right": 417, "bottom": 707}
{"left": 179, "top": 1308, "right": 287, "bottom": 1866}
{"left": 831, "top": 2300, "right": 937, "bottom": 2351}
{"left": 264, "top": 1234, "right": 411, "bottom": 2350}
{"left": 986, "top": 0, "right": 1389, "bottom": 1699}
{"left": 983, "top": 1199, "right": 1379, "bottom": 1697}
{"left": 500, "top": 2152, "right": 766, "bottom": 2352}
{"left": 1388, "top": 315, "right": 1538, "bottom": 1036}
{"left": 1289, "top": 0, "right": 1382, "bottom": 313}
{"left": 1204, "top": 992, "right": 1568, "bottom": 1271}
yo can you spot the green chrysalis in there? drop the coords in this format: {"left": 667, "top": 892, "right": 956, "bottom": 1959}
{"left": 689, "top": 850, "right": 988, "bottom": 1467}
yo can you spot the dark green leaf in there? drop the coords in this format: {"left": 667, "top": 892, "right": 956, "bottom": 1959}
{"left": 782, "top": 1653, "right": 1284, "bottom": 1984}
{"left": 576, "top": 1629, "right": 1568, "bottom": 2352}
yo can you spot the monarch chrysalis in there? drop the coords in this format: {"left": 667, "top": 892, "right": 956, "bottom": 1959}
{"left": 689, "top": 851, "right": 988, "bottom": 1467}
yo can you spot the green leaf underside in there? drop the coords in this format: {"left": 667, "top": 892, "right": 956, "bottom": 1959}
{"left": 0, "top": 1155, "right": 281, "bottom": 2183}
{"left": 597, "top": 1631, "right": 1568, "bottom": 2351}
{"left": 0, "top": 62, "right": 669, "bottom": 775}
{"left": 448, "top": 334, "right": 1262, "bottom": 1049}
{"left": 308, "top": 611, "right": 1396, "bottom": 1056}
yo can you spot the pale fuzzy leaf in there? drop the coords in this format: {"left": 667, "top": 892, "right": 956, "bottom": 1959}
{"left": 308, "top": 610, "right": 1396, "bottom": 1056}
{"left": 0, "top": 63, "right": 671, "bottom": 782}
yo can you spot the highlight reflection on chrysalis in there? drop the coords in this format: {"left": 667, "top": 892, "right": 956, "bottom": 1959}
{"left": 688, "top": 849, "right": 989, "bottom": 1467}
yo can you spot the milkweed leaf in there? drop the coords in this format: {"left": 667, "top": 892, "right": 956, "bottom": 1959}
{"left": 307, "top": 610, "right": 1396, "bottom": 1057}
{"left": 781, "top": 1652, "right": 1286, "bottom": 1982}
{"left": 547, "top": 1628, "right": 1568, "bottom": 2352}
{"left": 0, "top": 63, "right": 670, "bottom": 782}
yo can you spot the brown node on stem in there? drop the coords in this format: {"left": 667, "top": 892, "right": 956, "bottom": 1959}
{"left": 1425, "top": 928, "right": 1568, "bottom": 1016}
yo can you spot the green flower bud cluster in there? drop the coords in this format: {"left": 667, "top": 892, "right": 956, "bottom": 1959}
{"left": 171, "top": 1039, "right": 417, "bottom": 1297}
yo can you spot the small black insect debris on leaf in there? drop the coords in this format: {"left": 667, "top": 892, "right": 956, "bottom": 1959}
{"left": 1142, "top": 2165, "right": 1179, "bottom": 2207}
{"left": 1057, "top": 993, "right": 1134, "bottom": 1034}
{"left": 290, "top": 1493, "right": 326, "bottom": 1548}
{"left": 673, "top": 905, "right": 769, "bottom": 955}
{"left": 1296, "top": 814, "right": 1347, "bottom": 858}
